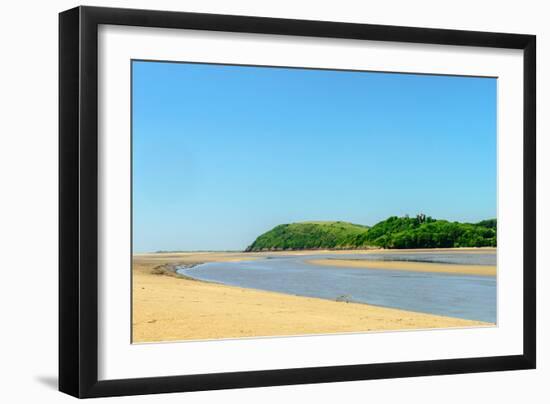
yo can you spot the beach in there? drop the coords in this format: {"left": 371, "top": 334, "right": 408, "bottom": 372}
{"left": 132, "top": 250, "right": 492, "bottom": 343}
{"left": 307, "top": 258, "right": 496, "bottom": 276}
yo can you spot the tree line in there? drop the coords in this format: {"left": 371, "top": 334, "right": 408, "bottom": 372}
{"left": 245, "top": 215, "right": 496, "bottom": 251}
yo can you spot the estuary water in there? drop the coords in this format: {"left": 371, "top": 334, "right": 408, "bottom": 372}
{"left": 177, "top": 252, "right": 497, "bottom": 323}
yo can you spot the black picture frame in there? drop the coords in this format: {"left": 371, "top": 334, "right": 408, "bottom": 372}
{"left": 59, "top": 5, "right": 536, "bottom": 398}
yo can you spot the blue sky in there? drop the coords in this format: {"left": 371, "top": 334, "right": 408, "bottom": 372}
{"left": 132, "top": 60, "right": 496, "bottom": 252}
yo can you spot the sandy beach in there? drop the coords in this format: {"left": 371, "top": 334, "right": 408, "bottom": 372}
{"left": 132, "top": 250, "right": 492, "bottom": 343}
{"left": 307, "top": 258, "right": 496, "bottom": 276}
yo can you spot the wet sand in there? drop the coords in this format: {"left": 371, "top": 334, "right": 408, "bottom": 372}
{"left": 307, "top": 258, "right": 496, "bottom": 276}
{"left": 132, "top": 251, "right": 491, "bottom": 343}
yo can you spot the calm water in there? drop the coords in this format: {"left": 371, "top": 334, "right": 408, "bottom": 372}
{"left": 177, "top": 252, "right": 497, "bottom": 323}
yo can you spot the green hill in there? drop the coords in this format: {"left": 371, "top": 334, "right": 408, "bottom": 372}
{"left": 245, "top": 221, "right": 369, "bottom": 251}
{"left": 245, "top": 215, "right": 496, "bottom": 251}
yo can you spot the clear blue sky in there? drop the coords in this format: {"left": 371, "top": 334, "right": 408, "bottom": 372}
{"left": 132, "top": 60, "right": 496, "bottom": 252}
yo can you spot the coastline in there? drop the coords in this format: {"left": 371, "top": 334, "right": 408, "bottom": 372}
{"left": 132, "top": 251, "right": 493, "bottom": 343}
{"left": 307, "top": 258, "right": 496, "bottom": 276}
{"left": 241, "top": 247, "right": 496, "bottom": 255}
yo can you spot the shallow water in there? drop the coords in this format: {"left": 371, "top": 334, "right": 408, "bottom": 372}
{"left": 177, "top": 252, "right": 497, "bottom": 323}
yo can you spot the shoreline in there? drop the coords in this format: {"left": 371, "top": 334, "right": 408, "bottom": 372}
{"left": 306, "top": 258, "right": 496, "bottom": 276}
{"left": 135, "top": 247, "right": 496, "bottom": 257}
{"left": 132, "top": 252, "right": 493, "bottom": 343}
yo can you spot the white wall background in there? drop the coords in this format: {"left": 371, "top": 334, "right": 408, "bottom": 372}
{"left": 0, "top": 0, "right": 546, "bottom": 402}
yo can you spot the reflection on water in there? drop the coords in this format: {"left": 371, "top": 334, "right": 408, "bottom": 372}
{"left": 177, "top": 252, "right": 497, "bottom": 323}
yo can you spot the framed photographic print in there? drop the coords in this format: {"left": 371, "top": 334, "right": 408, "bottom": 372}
{"left": 59, "top": 6, "right": 536, "bottom": 398}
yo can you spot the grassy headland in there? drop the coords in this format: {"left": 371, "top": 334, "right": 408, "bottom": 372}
{"left": 246, "top": 215, "right": 496, "bottom": 251}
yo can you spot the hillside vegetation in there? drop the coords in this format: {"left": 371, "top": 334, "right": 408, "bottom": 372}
{"left": 245, "top": 221, "right": 369, "bottom": 251}
{"left": 245, "top": 215, "right": 496, "bottom": 251}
